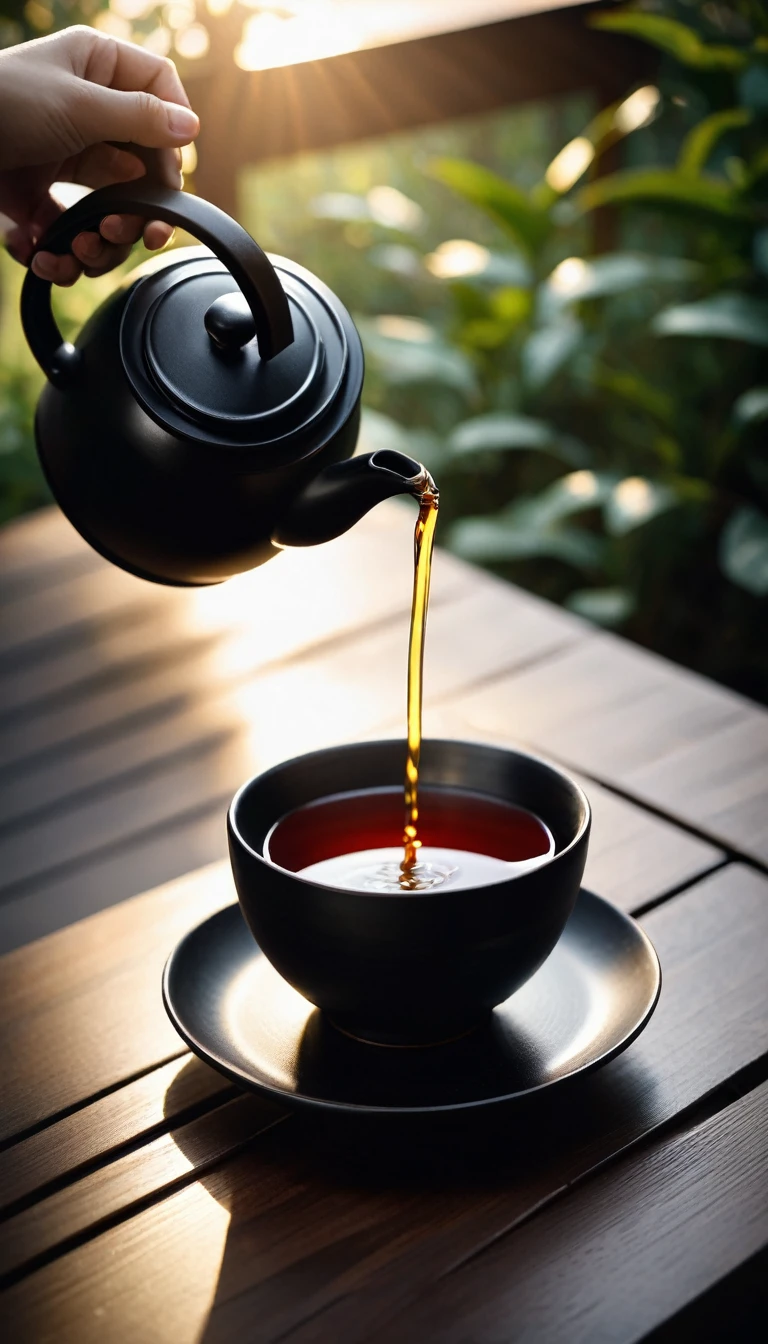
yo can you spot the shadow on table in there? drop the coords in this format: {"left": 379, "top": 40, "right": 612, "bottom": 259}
{"left": 163, "top": 1031, "right": 658, "bottom": 1343}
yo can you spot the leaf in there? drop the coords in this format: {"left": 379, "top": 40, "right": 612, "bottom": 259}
{"left": 358, "top": 319, "right": 479, "bottom": 396}
{"left": 604, "top": 477, "right": 678, "bottom": 536}
{"left": 575, "top": 168, "right": 750, "bottom": 220}
{"left": 591, "top": 365, "right": 677, "bottom": 430}
{"left": 747, "top": 145, "right": 768, "bottom": 187}
{"left": 754, "top": 229, "right": 768, "bottom": 277}
{"left": 425, "top": 242, "right": 533, "bottom": 288}
{"left": 719, "top": 506, "right": 768, "bottom": 595}
{"left": 358, "top": 408, "right": 413, "bottom": 457}
{"left": 522, "top": 318, "right": 581, "bottom": 391}
{"left": 457, "top": 289, "right": 532, "bottom": 351}
{"left": 540, "top": 252, "right": 699, "bottom": 318}
{"left": 310, "top": 192, "right": 370, "bottom": 222}
{"left": 739, "top": 65, "right": 768, "bottom": 113}
{"left": 732, "top": 387, "right": 768, "bottom": 427}
{"left": 678, "top": 109, "right": 752, "bottom": 176}
{"left": 430, "top": 158, "right": 550, "bottom": 256}
{"left": 449, "top": 516, "right": 605, "bottom": 570}
{"left": 358, "top": 409, "right": 443, "bottom": 472}
{"left": 368, "top": 245, "right": 423, "bottom": 280}
{"left": 447, "top": 414, "right": 588, "bottom": 465}
{"left": 590, "top": 12, "right": 747, "bottom": 71}
{"left": 566, "top": 587, "right": 636, "bottom": 627}
{"left": 652, "top": 293, "right": 768, "bottom": 346}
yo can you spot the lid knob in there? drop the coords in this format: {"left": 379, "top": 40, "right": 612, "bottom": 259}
{"left": 204, "top": 293, "right": 258, "bottom": 352}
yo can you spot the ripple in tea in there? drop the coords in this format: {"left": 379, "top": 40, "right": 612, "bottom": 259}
{"left": 265, "top": 788, "right": 554, "bottom": 894}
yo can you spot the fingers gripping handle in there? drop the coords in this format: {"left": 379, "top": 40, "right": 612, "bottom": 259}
{"left": 20, "top": 184, "right": 295, "bottom": 387}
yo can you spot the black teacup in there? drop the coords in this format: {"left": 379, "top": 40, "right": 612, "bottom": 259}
{"left": 228, "top": 739, "right": 590, "bottom": 1045}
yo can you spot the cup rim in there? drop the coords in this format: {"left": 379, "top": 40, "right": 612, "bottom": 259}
{"left": 228, "top": 738, "right": 591, "bottom": 899}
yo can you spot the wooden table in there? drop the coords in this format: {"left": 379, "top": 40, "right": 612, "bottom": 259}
{"left": 1, "top": 500, "right": 767, "bottom": 1341}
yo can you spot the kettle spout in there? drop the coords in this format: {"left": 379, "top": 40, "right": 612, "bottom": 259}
{"left": 272, "top": 451, "right": 431, "bottom": 548}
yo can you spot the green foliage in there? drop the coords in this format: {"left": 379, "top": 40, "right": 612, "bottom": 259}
{"left": 678, "top": 108, "right": 752, "bottom": 174}
{"left": 429, "top": 160, "right": 551, "bottom": 257}
{"left": 311, "top": 0, "right": 768, "bottom": 702}
{"left": 652, "top": 292, "right": 768, "bottom": 343}
{"left": 575, "top": 167, "right": 750, "bottom": 218}
{"left": 589, "top": 10, "right": 749, "bottom": 71}
{"left": 719, "top": 506, "right": 768, "bottom": 595}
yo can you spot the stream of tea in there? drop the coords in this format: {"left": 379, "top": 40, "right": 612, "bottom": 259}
{"left": 399, "top": 474, "right": 439, "bottom": 888}
{"left": 278, "top": 467, "right": 555, "bottom": 893}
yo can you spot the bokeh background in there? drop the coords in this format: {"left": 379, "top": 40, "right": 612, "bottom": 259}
{"left": 1, "top": 0, "right": 767, "bottom": 700}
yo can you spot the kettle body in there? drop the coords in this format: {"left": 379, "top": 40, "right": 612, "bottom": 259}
{"left": 22, "top": 185, "right": 425, "bottom": 586}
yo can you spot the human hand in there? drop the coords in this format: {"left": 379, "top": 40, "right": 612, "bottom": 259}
{"left": 0, "top": 26, "right": 199, "bottom": 286}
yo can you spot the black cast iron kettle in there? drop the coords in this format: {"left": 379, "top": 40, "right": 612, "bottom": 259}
{"left": 21, "top": 183, "right": 429, "bottom": 586}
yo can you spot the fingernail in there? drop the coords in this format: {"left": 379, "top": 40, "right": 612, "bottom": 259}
{"left": 167, "top": 105, "right": 199, "bottom": 140}
{"left": 78, "top": 233, "right": 103, "bottom": 261}
{"left": 31, "top": 253, "right": 56, "bottom": 280}
{"left": 101, "top": 215, "right": 128, "bottom": 243}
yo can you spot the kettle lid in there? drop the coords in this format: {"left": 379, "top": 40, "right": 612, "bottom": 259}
{"left": 121, "top": 253, "right": 352, "bottom": 453}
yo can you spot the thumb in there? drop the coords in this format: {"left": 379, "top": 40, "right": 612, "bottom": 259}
{"left": 70, "top": 83, "right": 199, "bottom": 151}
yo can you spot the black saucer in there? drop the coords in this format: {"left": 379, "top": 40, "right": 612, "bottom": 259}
{"left": 162, "top": 891, "right": 660, "bottom": 1115}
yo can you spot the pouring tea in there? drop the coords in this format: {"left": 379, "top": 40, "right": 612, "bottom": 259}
{"left": 20, "top": 182, "right": 429, "bottom": 587}
{"left": 21, "top": 182, "right": 447, "bottom": 882}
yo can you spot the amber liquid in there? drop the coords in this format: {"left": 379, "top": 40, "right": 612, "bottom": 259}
{"left": 400, "top": 478, "right": 439, "bottom": 888}
{"left": 266, "top": 788, "right": 554, "bottom": 892}
{"left": 264, "top": 468, "right": 555, "bottom": 894}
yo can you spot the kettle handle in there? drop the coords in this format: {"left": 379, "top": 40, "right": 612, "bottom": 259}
{"left": 20, "top": 184, "right": 295, "bottom": 388}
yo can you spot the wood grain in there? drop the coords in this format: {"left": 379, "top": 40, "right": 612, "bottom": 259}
{"left": 0, "top": 502, "right": 467, "bottom": 767}
{"left": 449, "top": 633, "right": 768, "bottom": 864}
{"left": 426, "top": 708, "right": 723, "bottom": 912}
{"left": 0, "top": 728, "right": 722, "bottom": 962}
{"left": 0, "top": 1094, "right": 284, "bottom": 1283}
{"left": 359, "top": 1080, "right": 768, "bottom": 1344}
{"left": 0, "top": 1055, "right": 228, "bottom": 1216}
{"left": 0, "top": 507, "right": 96, "bottom": 600}
{"left": 0, "top": 751, "right": 725, "bottom": 1137}
{"left": 0, "top": 805, "right": 230, "bottom": 955}
{"left": 0, "top": 863, "right": 235, "bottom": 1142}
{"left": 0, "top": 578, "right": 577, "bottom": 840}
{"left": 3, "top": 864, "right": 767, "bottom": 1342}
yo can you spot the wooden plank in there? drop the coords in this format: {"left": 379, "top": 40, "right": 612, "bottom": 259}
{"left": 0, "top": 578, "right": 579, "bottom": 853}
{"left": 0, "top": 1094, "right": 284, "bottom": 1283}
{"left": 562, "top": 771, "right": 721, "bottom": 910}
{"left": 190, "top": 5, "right": 649, "bottom": 215}
{"left": 0, "top": 612, "right": 218, "bottom": 721}
{"left": 366, "top": 1083, "right": 768, "bottom": 1344}
{"left": 0, "top": 807, "right": 229, "bottom": 956}
{"left": 357, "top": 1081, "right": 768, "bottom": 1344}
{"left": 0, "top": 733, "right": 722, "bottom": 960}
{"left": 626, "top": 716, "right": 768, "bottom": 872}
{"left": 0, "top": 505, "right": 471, "bottom": 768}
{"left": 0, "top": 1056, "right": 229, "bottom": 1216}
{"left": 0, "top": 634, "right": 721, "bottom": 921}
{"left": 427, "top": 708, "right": 723, "bottom": 912}
{"left": 0, "top": 561, "right": 178, "bottom": 667}
{"left": 448, "top": 633, "right": 768, "bottom": 865}
{"left": 0, "top": 507, "right": 95, "bottom": 599}
{"left": 3, "top": 864, "right": 767, "bottom": 1342}
{"left": 0, "top": 863, "right": 236, "bottom": 1143}
{"left": 0, "top": 501, "right": 440, "bottom": 716}
{"left": 0, "top": 767, "right": 724, "bottom": 1148}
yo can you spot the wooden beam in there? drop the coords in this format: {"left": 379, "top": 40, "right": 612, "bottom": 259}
{"left": 184, "top": 4, "right": 652, "bottom": 216}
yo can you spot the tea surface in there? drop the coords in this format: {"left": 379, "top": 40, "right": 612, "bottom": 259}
{"left": 266, "top": 787, "right": 554, "bottom": 894}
